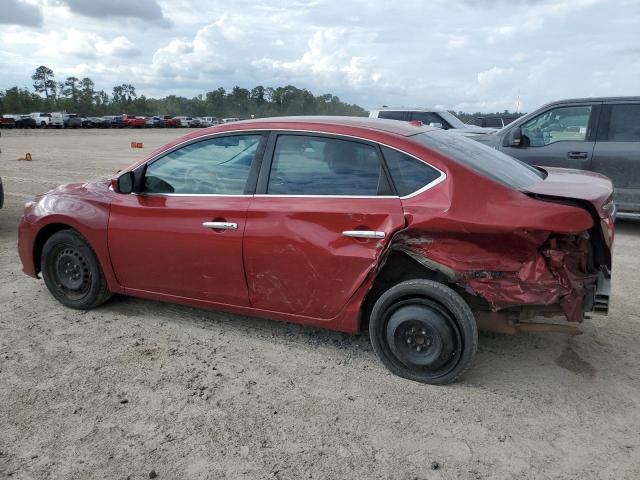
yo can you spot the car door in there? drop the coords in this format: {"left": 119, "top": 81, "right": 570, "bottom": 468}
{"left": 501, "top": 103, "right": 599, "bottom": 170}
{"left": 108, "top": 133, "right": 267, "bottom": 305}
{"left": 591, "top": 102, "right": 640, "bottom": 214}
{"left": 242, "top": 132, "right": 406, "bottom": 320}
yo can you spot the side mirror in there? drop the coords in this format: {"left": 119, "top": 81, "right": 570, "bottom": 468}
{"left": 507, "top": 127, "right": 522, "bottom": 147}
{"left": 428, "top": 122, "right": 443, "bottom": 129}
{"left": 114, "top": 171, "right": 135, "bottom": 194}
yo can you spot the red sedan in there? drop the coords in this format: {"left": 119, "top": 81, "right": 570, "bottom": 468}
{"left": 18, "top": 117, "right": 614, "bottom": 384}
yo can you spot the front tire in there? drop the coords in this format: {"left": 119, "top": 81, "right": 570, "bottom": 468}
{"left": 41, "top": 230, "right": 112, "bottom": 309}
{"left": 369, "top": 279, "right": 478, "bottom": 385}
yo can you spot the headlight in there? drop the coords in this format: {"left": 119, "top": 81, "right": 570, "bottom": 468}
{"left": 24, "top": 200, "right": 35, "bottom": 213}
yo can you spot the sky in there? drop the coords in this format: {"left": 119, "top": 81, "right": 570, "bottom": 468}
{"left": 0, "top": 0, "right": 639, "bottom": 112}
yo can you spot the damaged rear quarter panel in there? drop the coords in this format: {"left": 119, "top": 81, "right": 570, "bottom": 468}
{"left": 390, "top": 151, "right": 596, "bottom": 323}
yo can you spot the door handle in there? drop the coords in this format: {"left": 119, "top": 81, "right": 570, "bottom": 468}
{"left": 342, "top": 230, "right": 386, "bottom": 239}
{"left": 567, "top": 151, "right": 588, "bottom": 159}
{"left": 202, "top": 221, "right": 238, "bottom": 230}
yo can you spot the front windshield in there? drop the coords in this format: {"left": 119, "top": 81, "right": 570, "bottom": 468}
{"left": 412, "top": 129, "right": 544, "bottom": 189}
{"left": 438, "top": 111, "right": 468, "bottom": 129}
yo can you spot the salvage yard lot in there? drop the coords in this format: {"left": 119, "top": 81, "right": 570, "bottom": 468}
{"left": 1, "top": 129, "right": 639, "bottom": 479}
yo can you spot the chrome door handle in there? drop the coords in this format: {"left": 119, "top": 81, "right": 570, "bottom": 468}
{"left": 342, "top": 230, "right": 386, "bottom": 239}
{"left": 202, "top": 221, "right": 238, "bottom": 230}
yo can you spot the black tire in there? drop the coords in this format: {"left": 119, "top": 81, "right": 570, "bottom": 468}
{"left": 41, "top": 230, "right": 112, "bottom": 309}
{"left": 369, "top": 279, "right": 478, "bottom": 385}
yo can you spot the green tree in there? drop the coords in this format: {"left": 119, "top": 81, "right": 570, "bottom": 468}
{"left": 31, "top": 65, "right": 55, "bottom": 100}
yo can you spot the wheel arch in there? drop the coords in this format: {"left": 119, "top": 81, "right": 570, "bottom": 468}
{"left": 360, "top": 249, "right": 450, "bottom": 332}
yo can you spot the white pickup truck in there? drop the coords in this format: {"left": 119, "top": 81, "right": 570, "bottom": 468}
{"left": 30, "top": 112, "right": 52, "bottom": 128}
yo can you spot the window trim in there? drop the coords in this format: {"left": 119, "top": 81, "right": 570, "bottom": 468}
{"left": 125, "top": 128, "right": 446, "bottom": 199}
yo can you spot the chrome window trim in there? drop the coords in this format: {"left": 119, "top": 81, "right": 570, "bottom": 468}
{"left": 129, "top": 127, "right": 447, "bottom": 199}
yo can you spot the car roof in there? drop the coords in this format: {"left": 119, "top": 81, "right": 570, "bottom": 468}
{"left": 210, "top": 115, "right": 435, "bottom": 137}
{"left": 543, "top": 96, "right": 640, "bottom": 104}
{"left": 371, "top": 107, "right": 447, "bottom": 113}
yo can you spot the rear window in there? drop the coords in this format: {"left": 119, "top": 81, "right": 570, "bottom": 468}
{"left": 412, "top": 130, "right": 544, "bottom": 189}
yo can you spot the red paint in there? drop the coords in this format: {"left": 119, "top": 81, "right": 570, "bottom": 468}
{"left": 122, "top": 115, "right": 146, "bottom": 128}
{"left": 17, "top": 117, "right": 615, "bottom": 332}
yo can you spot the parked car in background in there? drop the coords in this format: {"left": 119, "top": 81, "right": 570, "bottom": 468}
{"left": 472, "top": 97, "right": 640, "bottom": 218}
{"left": 222, "top": 117, "right": 239, "bottom": 123}
{"left": 83, "top": 117, "right": 112, "bottom": 128}
{"left": 50, "top": 112, "right": 64, "bottom": 128}
{"left": 146, "top": 116, "right": 166, "bottom": 128}
{"left": 63, "top": 113, "right": 82, "bottom": 128}
{"left": 197, "top": 117, "right": 214, "bottom": 127}
{"left": 104, "top": 116, "right": 124, "bottom": 128}
{"left": 18, "top": 117, "right": 614, "bottom": 384}
{"left": 370, "top": 108, "right": 498, "bottom": 136}
{"left": 201, "top": 116, "right": 219, "bottom": 126}
{"left": 3, "top": 114, "right": 37, "bottom": 128}
{"left": 122, "top": 115, "right": 146, "bottom": 128}
{"left": 30, "top": 112, "right": 51, "bottom": 128}
{"left": 174, "top": 116, "right": 199, "bottom": 127}
{"left": 0, "top": 116, "right": 16, "bottom": 128}
{"left": 162, "top": 116, "right": 180, "bottom": 128}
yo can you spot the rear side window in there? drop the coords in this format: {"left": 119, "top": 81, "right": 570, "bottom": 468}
{"left": 378, "top": 111, "right": 407, "bottom": 121}
{"left": 267, "top": 135, "right": 384, "bottom": 196}
{"left": 604, "top": 104, "right": 640, "bottom": 142}
{"left": 382, "top": 147, "right": 441, "bottom": 196}
{"left": 412, "top": 130, "right": 543, "bottom": 189}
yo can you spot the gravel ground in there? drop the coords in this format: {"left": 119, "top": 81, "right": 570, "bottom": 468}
{"left": 1, "top": 128, "right": 639, "bottom": 480}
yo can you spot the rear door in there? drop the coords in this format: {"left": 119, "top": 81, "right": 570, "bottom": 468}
{"left": 243, "top": 132, "right": 405, "bottom": 319}
{"left": 592, "top": 102, "right": 640, "bottom": 214}
{"left": 501, "top": 103, "right": 599, "bottom": 170}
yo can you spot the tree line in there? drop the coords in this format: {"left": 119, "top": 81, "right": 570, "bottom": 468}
{"left": 0, "top": 65, "right": 368, "bottom": 118}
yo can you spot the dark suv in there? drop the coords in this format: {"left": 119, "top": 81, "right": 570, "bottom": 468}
{"left": 473, "top": 97, "right": 640, "bottom": 218}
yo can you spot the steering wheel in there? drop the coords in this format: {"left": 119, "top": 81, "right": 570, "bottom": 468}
{"left": 183, "top": 166, "right": 223, "bottom": 194}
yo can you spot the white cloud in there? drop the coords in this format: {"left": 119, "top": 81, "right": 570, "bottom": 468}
{"left": 0, "top": 0, "right": 638, "bottom": 113}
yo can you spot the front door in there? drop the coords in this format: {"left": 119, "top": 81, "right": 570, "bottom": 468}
{"left": 591, "top": 103, "right": 640, "bottom": 213}
{"left": 501, "top": 104, "right": 598, "bottom": 171}
{"left": 108, "top": 133, "right": 266, "bottom": 305}
{"left": 243, "top": 133, "right": 405, "bottom": 319}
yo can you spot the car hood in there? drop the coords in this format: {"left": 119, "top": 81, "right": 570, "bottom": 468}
{"left": 45, "top": 176, "right": 112, "bottom": 198}
{"left": 524, "top": 167, "right": 614, "bottom": 217}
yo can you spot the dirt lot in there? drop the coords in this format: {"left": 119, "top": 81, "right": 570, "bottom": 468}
{"left": 1, "top": 128, "right": 639, "bottom": 480}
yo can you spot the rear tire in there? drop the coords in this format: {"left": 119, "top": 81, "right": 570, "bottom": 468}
{"left": 41, "top": 230, "right": 112, "bottom": 309}
{"left": 369, "top": 279, "right": 478, "bottom": 385}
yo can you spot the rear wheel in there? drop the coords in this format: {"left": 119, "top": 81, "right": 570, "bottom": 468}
{"left": 41, "top": 230, "right": 112, "bottom": 309}
{"left": 369, "top": 279, "right": 477, "bottom": 385}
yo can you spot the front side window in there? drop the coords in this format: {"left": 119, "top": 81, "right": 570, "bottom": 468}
{"left": 605, "top": 104, "right": 640, "bottom": 142}
{"left": 382, "top": 147, "right": 441, "bottom": 196}
{"left": 267, "top": 135, "right": 384, "bottom": 196}
{"left": 144, "top": 135, "right": 262, "bottom": 194}
{"left": 521, "top": 106, "right": 592, "bottom": 147}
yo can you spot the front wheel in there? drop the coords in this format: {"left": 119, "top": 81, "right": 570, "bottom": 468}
{"left": 41, "top": 230, "right": 113, "bottom": 309}
{"left": 369, "top": 279, "right": 477, "bottom": 385}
